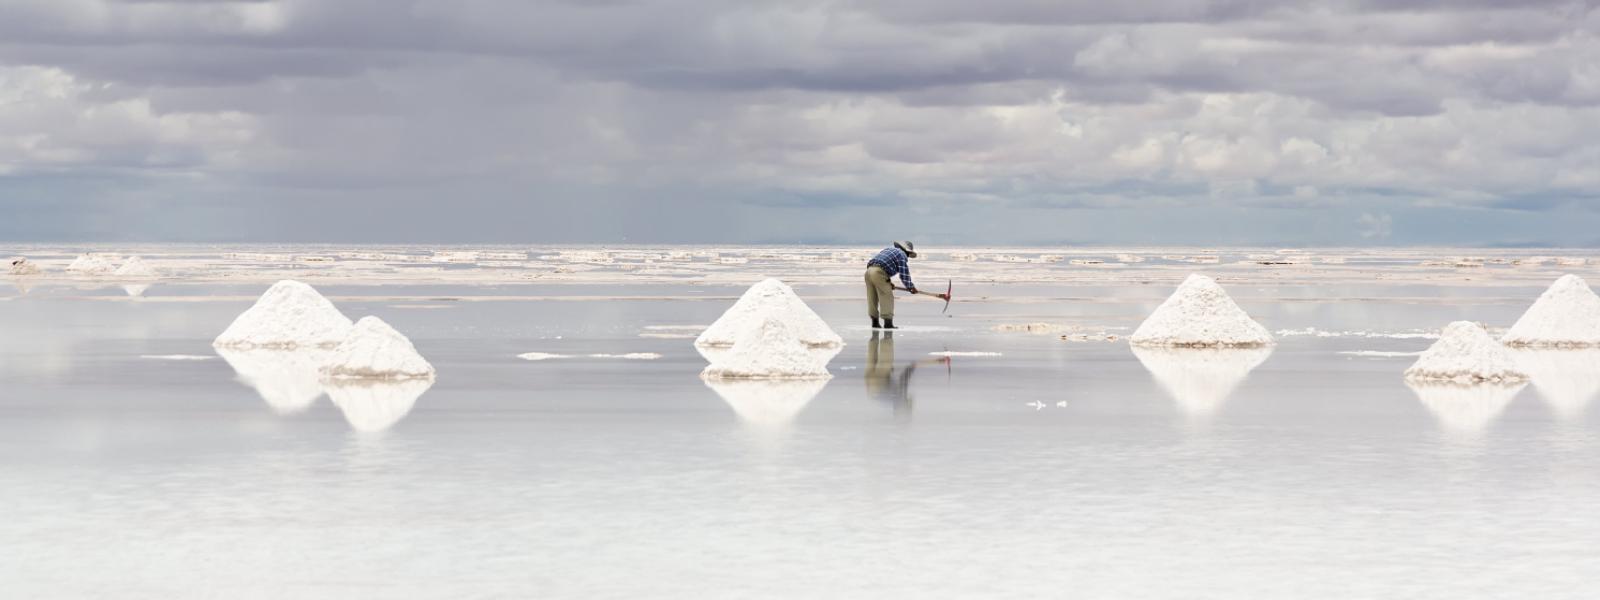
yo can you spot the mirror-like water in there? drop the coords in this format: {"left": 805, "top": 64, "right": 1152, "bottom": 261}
{"left": 2, "top": 281, "right": 1596, "bottom": 599}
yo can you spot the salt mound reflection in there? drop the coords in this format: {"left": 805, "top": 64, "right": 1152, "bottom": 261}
{"left": 1406, "top": 381, "right": 1526, "bottom": 434}
{"left": 216, "top": 347, "right": 334, "bottom": 415}
{"left": 703, "top": 378, "right": 828, "bottom": 429}
{"left": 325, "top": 378, "right": 435, "bottom": 433}
{"left": 1131, "top": 345, "right": 1272, "bottom": 416}
{"left": 1511, "top": 349, "right": 1600, "bottom": 418}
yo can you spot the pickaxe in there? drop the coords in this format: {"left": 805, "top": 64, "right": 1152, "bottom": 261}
{"left": 893, "top": 279, "right": 953, "bottom": 314}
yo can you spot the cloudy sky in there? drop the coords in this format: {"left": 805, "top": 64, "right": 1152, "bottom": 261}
{"left": 1, "top": 0, "right": 1597, "bottom": 245}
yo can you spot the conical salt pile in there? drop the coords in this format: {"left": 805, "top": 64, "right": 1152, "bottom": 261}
{"left": 695, "top": 343, "right": 843, "bottom": 374}
{"left": 696, "top": 278, "right": 841, "bottom": 348}
{"left": 9, "top": 257, "right": 39, "bottom": 276}
{"left": 114, "top": 256, "right": 158, "bottom": 279}
{"left": 1130, "top": 274, "right": 1273, "bottom": 347}
{"left": 319, "top": 316, "right": 435, "bottom": 379}
{"left": 65, "top": 254, "right": 115, "bottom": 275}
{"left": 702, "top": 316, "right": 833, "bottom": 380}
{"left": 213, "top": 280, "right": 354, "bottom": 349}
{"left": 1501, "top": 274, "right": 1600, "bottom": 347}
{"left": 1404, "top": 321, "right": 1527, "bottom": 383}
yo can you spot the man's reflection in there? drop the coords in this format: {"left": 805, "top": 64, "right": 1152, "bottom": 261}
{"left": 865, "top": 332, "right": 946, "bottom": 421}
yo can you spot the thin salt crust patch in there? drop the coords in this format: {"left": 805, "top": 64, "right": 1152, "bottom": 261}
{"left": 993, "top": 323, "right": 1071, "bottom": 334}
{"left": 1276, "top": 328, "right": 1439, "bottom": 339}
{"left": 517, "top": 352, "right": 662, "bottom": 360}
{"left": 1338, "top": 350, "right": 1423, "bottom": 358}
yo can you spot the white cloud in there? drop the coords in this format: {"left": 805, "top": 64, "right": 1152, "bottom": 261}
{"left": 0, "top": 0, "right": 1596, "bottom": 243}
{"left": 0, "top": 66, "right": 256, "bottom": 175}
{"left": 1360, "top": 212, "right": 1394, "bottom": 239}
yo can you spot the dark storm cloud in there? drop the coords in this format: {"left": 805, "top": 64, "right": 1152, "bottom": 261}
{"left": 0, "top": 0, "right": 1597, "bottom": 244}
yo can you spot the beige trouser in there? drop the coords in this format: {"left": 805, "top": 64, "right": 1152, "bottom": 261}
{"left": 865, "top": 332, "right": 895, "bottom": 395}
{"left": 865, "top": 265, "right": 895, "bottom": 319}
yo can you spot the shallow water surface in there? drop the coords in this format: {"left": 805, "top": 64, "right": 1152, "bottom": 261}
{"left": 2, "top": 281, "right": 1597, "bottom": 599}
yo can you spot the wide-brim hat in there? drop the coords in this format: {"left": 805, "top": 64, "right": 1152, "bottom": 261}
{"left": 893, "top": 240, "right": 917, "bottom": 258}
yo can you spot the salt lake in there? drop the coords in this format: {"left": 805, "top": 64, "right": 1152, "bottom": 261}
{"left": 3, "top": 247, "right": 1599, "bottom": 599}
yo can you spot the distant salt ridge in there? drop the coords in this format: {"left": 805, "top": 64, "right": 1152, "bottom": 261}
{"left": 213, "top": 280, "right": 354, "bottom": 349}
{"left": 320, "top": 316, "right": 435, "bottom": 380}
{"left": 1405, "top": 321, "right": 1527, "bottom": 384}
{"left": 696, "top": 278, "right": 841, "bottom": 348}
{"left": 1502, "top": 274, "right": 1600, "bottom": 348}
{"left": 1130, "top": 274, "right": 1272, "bottom": 347}
{"left": 702, "top": 316, "right": 833, "bottom": 380}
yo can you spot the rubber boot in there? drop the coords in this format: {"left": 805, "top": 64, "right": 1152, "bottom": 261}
{"left": 871, "top": 318, "right": 882, "bottom": 329}
{"left": 882, "top": 319, "right": 898, "bottom": 330}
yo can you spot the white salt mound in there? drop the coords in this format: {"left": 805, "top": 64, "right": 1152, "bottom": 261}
{"left": 114, "top": 256, "right": 158, "bottom": 279}
{"left": 696, "top": 278, "right": 842, "bottom": 348}
{"left": 213, "top": 280, "right": 354, "bottom": 349}
{"left": 1130, "top": 274, "right": 1273, "bottom": 347}
{"left": 66, "top": 254, "right": 115, "bottom": 275}
{"left": 701, "top": 316, "right": 833, "bottom": 380}
{"left": 320, "top": 316, "right": 435, "bottom": 380}
{"left": 1501, "top": 274, "right": 1600, "bottom": 347}
{"left": 8, "top": 257, "right": 39, "bottom": 276}
{"left": 1405, "top": 321, "right": 1528, "bottom": 383}
{"left": 696, "top": 343, "right": 842, "bottom": 372}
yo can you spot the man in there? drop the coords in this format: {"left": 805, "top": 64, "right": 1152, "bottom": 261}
{"left": 864, "top": 240, "right": 947, "bottom": 329}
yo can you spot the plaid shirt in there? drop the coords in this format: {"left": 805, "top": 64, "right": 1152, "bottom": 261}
{"left": 868, "top": 247, "right": 916, "bottom": 292}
